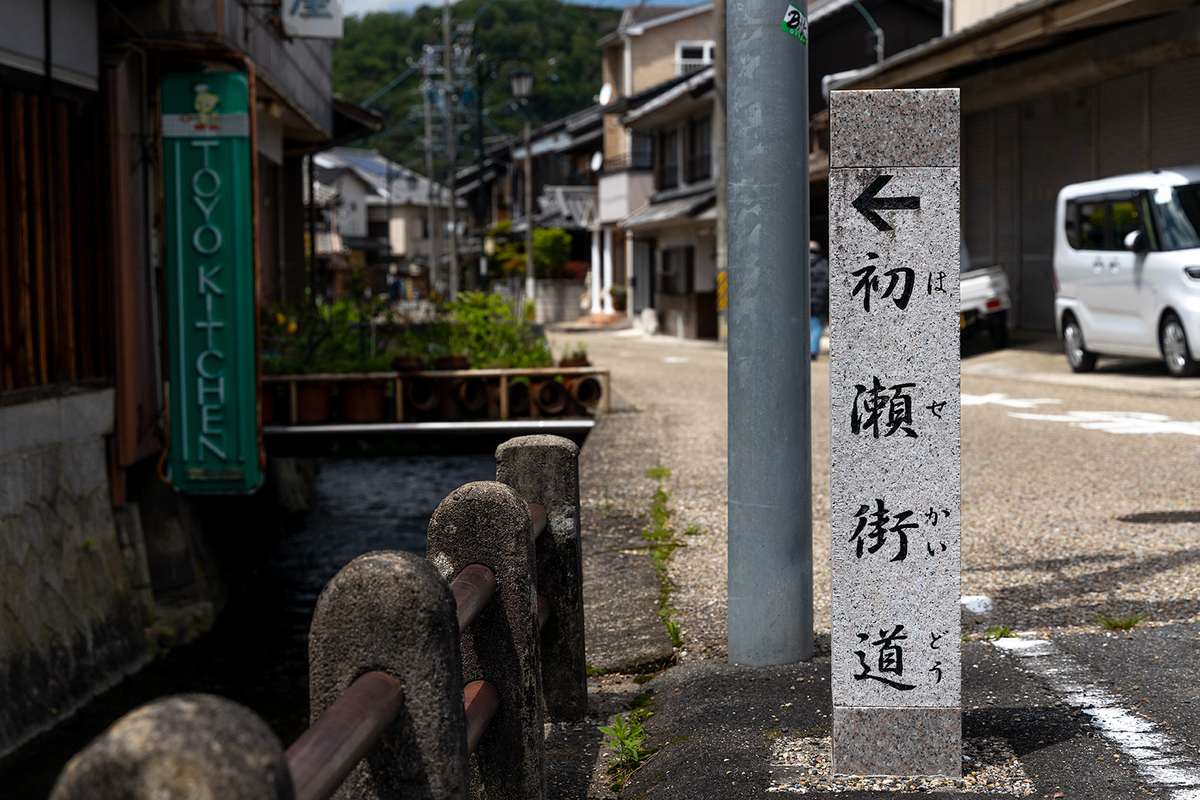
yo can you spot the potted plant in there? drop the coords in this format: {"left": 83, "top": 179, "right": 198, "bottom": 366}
{"left": 261, "top": 303, "right": 335, "bottom": 424}
{"left": 610, "top": 284, "right": 628, "bottom": 312}
{"left": 559, "top": 341, "right": 590, "bottom": 368}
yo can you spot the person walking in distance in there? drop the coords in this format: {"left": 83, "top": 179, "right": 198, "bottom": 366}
{"left": 809, "top": 240, "right": 829, "bottom": 360}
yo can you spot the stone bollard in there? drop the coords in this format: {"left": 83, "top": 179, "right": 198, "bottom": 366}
{"left": 495, "top": 434, "right": 586, "bottom": 721}
{"left": 308, "top": 551, "right": 468, "bottom": 800}
{"left": 49, "top": 694, "right": 293, "bottom": 800}
{"left": 427, "top": 482, "right": 545, "bottom": 800}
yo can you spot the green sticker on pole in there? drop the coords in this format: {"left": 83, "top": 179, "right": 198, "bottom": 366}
{"left": 161, "top": 72, "right": 263, "bottom": 494}
{"left": 782, "top": 3, "right": 809, "bottom": 45}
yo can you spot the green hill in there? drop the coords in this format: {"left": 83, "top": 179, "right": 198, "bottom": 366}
{"left": 334, "top": 0, "right": 620, "bottom": 176}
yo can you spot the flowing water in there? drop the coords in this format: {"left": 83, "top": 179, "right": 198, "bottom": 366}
{"left": 0, "top": 455, "right": 496, "bottom": 799}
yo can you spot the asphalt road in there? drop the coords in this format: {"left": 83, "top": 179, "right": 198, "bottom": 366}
{"left": 550, "top": 324, "right": 1200, "bottom": 798}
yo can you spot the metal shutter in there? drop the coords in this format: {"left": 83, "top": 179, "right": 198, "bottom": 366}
{"left": 1151, "top": 57, "right": 1200, "bottom": 168}
{"left": 1098, "top": 74, "right": 1149, "bottom": 178}
{"left": 994, "top": 104, "right": 1020, "bottom": 307}
{"left": 1019, "top": 89, "right": 1092, "bottom": 330}
{"left": 963, "top": 110, "right": 995, "bottom": 267}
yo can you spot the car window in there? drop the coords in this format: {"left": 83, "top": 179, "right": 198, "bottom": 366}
{"left": 1077, "top": 202, "right": 1106, "bottom": 250}
{"left": 1111, "top": 199, "right": 1142, "bottom": 248}
{"left": 1151, "top": 184, "right": 1200, "bottom": 250}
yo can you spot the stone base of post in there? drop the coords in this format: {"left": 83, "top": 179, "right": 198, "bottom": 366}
{"left": 833, "top": 707, "right": 961, "bottom": 776}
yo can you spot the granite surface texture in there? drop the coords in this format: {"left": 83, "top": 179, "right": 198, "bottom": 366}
{"left": 828, "top": 88, "right": 962, "bottom": 775}
{"left": 828, "top": 165, "right": 962, "bottom": 710}
{"left": 830, "top": 89, "right": 960, "bottom": 169}
{"left": 832, "top": 706, "right": 962, "bottom": 777}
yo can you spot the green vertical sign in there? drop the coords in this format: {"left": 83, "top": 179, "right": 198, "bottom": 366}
{"left": 162, "top": 72, "right": 262, "bottom": 493}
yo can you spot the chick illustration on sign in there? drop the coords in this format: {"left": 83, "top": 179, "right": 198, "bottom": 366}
{"left": 193, "top": 84, "right": 220, "bottom": 131}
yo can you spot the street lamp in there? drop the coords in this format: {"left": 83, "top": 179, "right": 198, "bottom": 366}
{"left": 510, "top": 66, "right": 536, "bottom": 311}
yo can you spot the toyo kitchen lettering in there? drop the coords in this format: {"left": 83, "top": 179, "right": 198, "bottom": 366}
{"left": 191, "top": 140, "right": 230, "bottom": 463}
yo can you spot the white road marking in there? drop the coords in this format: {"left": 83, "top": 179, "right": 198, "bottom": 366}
{"left": 1008, "top": 410, "right": 1200, "bottom": 436}
{"left": 963, "top": 393, "right": 1200, "bottom": 436}
{"left": 961, "top": 595, "right": 993, "bottom": 614}
{"left": 993, "top": 636, "right": 1200, "bottom": 798}
{"left": 961, "top": 393, "right": 1062, "bottom": 409}
{"left": 663, "top": 356, "right": 690, "bottom": 364}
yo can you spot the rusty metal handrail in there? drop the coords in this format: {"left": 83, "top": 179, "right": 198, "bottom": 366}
{"left": 451, "top": 564, "right": 497, "bottom": 632}
{"left": 286, "top": 671, "right": 404, "bottom": 800}
{"left": 464, "top": 680, "right": 499, "bottom": 754}
{"left": 284, "top": 498, "right": 556, "bottom": 797}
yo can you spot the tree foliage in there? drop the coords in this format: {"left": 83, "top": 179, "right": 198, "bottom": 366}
{"left": 334, "top": 0, "right": 619, "bottom": 175}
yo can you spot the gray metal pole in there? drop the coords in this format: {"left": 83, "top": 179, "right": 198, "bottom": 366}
{"left": 524, "top": 119, "right": 535, "bottom": 308}
{"left": 443, "top": 1, "right": 460, "bottom": 300}
{"left": 714, "top": 0, "right": 728, "bottom": 342}
{"left": 727, "top": 0, "right": 812, "bottom": 665}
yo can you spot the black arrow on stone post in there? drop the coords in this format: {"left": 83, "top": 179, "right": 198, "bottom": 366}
{"left": 852, "top": 174, "right": 920, "bottom": 232}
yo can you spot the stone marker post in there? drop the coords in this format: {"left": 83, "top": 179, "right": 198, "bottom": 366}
{"left": 828, "top": 88, "right": 961, "bottom": 777}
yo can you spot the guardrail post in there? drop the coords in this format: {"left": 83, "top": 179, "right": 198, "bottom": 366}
{"left": 427, "top": 482, "right": 545, "bottom": 800}
{"left": 308, "top": 551, "right": 467, "bottom": 800}
{"left": 49, "top": 694, "right": 293, "bottom": 800}
{"left": 495, "top": 435, "right": 586, "bottom": 721}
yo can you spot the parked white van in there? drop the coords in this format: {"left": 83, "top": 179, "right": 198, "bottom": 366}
{"left": 1053, "top": 168, "right": 1200, "bottom": 377}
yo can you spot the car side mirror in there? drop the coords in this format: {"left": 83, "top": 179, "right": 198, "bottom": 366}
{"left": 1124, "top": 230, "right": 1148, "bottom": 254}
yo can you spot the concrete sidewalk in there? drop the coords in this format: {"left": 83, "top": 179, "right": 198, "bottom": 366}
{"left": 544, "top": 328, "right": 1200, "bottom": 799}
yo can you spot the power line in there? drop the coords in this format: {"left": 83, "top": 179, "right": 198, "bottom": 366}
{"left": 359, "top": 0, "right": 503, "bottom": 107}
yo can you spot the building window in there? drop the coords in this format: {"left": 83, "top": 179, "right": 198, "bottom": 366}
{"left": 632, "top": 130, "right": 655, "bottom": 170}
{"left": 1, "top": 81, "right": 110, "bottom": 403}
{"left": 657, "top": 128, "right": 679, "bottom": 190}
{"left": 676, "top": 41, "right": 715, "bottom": 75}
{"left": 661, "top": 246, "right": 693, "bottom": 295}
{"left": 422, "top": 218, "right": 430, "bottom": 239}
{"left": 686, "top": 116, "right": 712, "bottom": 183}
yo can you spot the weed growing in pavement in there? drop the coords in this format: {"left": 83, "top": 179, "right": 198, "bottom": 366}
{"left": 599, "top": 707, "right": 659, "bottom": 790}
{"left": 599, "top": 485, "right": 616, "bottom": 516}
{"left": 983, "top": 625, "right": 1015, "bottom": 640}
{"left": 664, "top": 617, "right": 683, "bottom": 647}
{"left": 1096, "top": 612, "right": 1148, "bottom": 631}
{"left": 684, "top": 525, "right": 700, "bottom": 536}
{"left": 586, "top": 664, "right": 608, "bottom": 677}
{"left": 642, "top": 466, "right": 684, "bottom": 649}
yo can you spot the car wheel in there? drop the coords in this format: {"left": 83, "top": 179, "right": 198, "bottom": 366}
{"left": 1062, "top": 315, "right": 1097, "bottom": 373}
{"left": 1160, "top": 312, "right": 1199, "bottom": 378}
{"left": 989, "top": 311, "right": 1009, "bottom": 349}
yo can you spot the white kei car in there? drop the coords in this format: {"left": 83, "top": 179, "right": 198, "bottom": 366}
{"left": 1053, "top": 167, "right": 1200, "bottom": 377}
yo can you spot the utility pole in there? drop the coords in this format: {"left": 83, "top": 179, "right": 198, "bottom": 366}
{"left": 475, "top": 55, "right": 487, "bottom": 292}
{"left": 714, "top": 0, "right": 728, "bottom": 342}
{"left": 524, "top": 118, "right": 535, "bottom": 308}
{"left": 727, "top": 0, "right": 811, "bottom": 665}
{"left": 422, "top": 46, "right": 442, "bottom": 296}
{"left": 443, "top": 1, "right": 460, "bottom": 300}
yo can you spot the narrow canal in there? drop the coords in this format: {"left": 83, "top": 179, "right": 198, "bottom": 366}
{"left": 0, "top": 454, "right": 497, "bottom": 799}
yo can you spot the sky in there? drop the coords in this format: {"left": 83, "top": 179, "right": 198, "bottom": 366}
{"left": 343, "top": 0, "right": 630, "bottom": 16}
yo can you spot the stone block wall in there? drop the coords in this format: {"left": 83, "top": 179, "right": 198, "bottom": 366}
{"left": 536, "top": 279, "right": 588, "bottom": 324}
{"left": 0, "top": 391, "right": 149, "bottom": 756}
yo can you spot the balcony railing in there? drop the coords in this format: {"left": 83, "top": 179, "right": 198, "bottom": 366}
{"left": 677, "top": 58, "right": 712, "bottom": 75}
{"left": 602, "top": 151, "right": 654, "bottom": 172}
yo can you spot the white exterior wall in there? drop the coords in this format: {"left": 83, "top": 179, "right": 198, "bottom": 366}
{"left": 951, "top": 0, "right": 1025, "bottom": 32}
{"left": 599, "top": 171, "right": 655, "bottom": 224}
{"left": 335, "top": 179, "right": 369, "bottom": 237}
